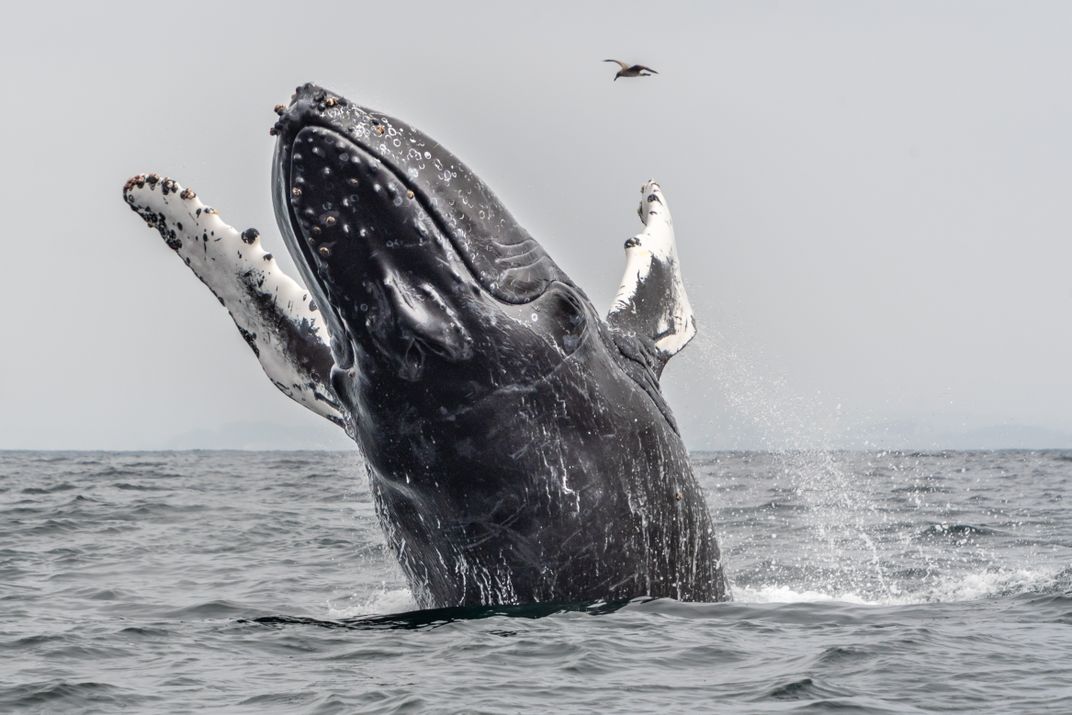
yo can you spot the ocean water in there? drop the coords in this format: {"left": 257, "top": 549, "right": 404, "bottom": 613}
{"left": 1, "top": 450, "right": 1070, "bottom": 713}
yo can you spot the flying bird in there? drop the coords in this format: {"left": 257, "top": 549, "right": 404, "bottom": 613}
{"left": 603, "top": 59, "right": 659, "bottom": 81}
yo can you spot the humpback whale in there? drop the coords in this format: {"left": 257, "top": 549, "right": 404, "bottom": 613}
{"left": 123, "top": 83, "right": 729, "bottom": 607}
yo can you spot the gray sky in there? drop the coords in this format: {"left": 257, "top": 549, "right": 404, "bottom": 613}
{"left": 2, "top": 1, "right": 1070, "bottom": 450}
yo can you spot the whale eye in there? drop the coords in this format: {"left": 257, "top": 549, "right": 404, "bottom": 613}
{"left": 537, "top": 288, "right": 588, "bottom": 356}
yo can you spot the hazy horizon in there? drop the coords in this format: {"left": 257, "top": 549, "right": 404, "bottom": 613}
{"left": 1, "top": 1, "right": 1070, "bottom": 451}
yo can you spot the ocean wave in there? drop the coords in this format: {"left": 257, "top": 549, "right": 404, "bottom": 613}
{"left": 0, "top": 681, "right": 140, "bottom": 711}
{"left": 733, "top": 564, "right": 1071, "bottom": 606}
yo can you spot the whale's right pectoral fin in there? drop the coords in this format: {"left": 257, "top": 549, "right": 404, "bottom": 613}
{"left": 123, "top": 174, "right": 348, "bottom": 432}
{"left": 607, "top": 180, "right": 696, "bottom": 377}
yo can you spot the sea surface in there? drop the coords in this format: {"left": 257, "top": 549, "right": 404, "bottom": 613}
{"left": 1, "top": 450, "right": 1070, "bottom": 713}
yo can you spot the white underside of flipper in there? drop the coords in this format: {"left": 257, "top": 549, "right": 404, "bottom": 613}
{"left": 608, "top": 180, "right": 696, "bottom": 361}
{"left": 123, "top": 174, "right": 345, "bottom": 427}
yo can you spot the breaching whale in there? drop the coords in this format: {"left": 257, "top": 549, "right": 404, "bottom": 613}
{"left": 123, "top": 83, "right": 729, "bottom": 607}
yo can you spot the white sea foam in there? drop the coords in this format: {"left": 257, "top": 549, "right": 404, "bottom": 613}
{"left": 733, "top": 584, "right": 888, "bottom": 605}
{"left": 733, "top": 565, "right": 1066, "bottom": 607}
{"left": 326, "top": 587, "right": 417, "bottom": 619}
{"left": 917, "top": 566, "right": 1065, "bottom": 603}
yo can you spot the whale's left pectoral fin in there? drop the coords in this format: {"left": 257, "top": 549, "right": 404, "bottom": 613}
{"left": 123, "top": 174, "right": 348, "bottom": 431}
{"left": 607, "top": 180, "right": 697, "bottom": 377}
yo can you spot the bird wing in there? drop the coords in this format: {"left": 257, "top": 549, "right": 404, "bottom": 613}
{"left": 634, "top": 65, "right": 659, "bottom": 74}
{"left": 603, "top": 59, "right": 628, "bottom": 69}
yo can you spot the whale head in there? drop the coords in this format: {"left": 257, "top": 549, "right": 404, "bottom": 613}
{"left": 270, "top": 84, "right": 595, "bottom": 430}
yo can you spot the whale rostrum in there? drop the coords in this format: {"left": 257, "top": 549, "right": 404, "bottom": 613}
{"left": 123, "top": 83, "right": 728, "bottom": 607}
